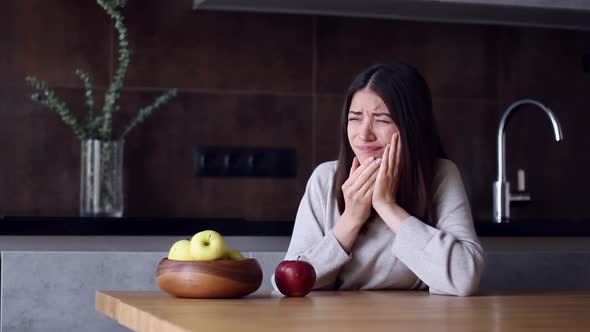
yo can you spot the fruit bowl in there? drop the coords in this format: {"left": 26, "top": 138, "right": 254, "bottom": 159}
{"left": 156, "top": 258, "right": 263, "bottom": 298}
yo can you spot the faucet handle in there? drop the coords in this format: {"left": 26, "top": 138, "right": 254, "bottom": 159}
{"left": 511, "top": 168, "right": 531, "bottom": 204}
{"left": 517, "top": 169, "right": 526, "bottom": 192}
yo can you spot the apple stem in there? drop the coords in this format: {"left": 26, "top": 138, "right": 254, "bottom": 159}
{"left": 297, "top": 255, "right": 301, "bottom": 261}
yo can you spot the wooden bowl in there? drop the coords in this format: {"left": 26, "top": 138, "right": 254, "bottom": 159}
{"left": 156, "top": 258, "right": 263, "bottom": 298}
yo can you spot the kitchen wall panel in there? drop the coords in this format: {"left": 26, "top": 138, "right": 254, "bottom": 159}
{"left": 1, "top": 0, "right": 588, "bottom": 221}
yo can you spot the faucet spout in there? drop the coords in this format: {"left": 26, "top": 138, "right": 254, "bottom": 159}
{"left": 494, "top": 99, "right": 564, "bottom": 222}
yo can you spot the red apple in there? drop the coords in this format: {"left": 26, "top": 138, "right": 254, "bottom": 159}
{"left": 274, "top": 259, "right": 316, "bottom": 297}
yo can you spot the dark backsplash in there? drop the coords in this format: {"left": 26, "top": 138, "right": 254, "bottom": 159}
{"left": 1, "top": 0, "right": 589, "bottom": 221}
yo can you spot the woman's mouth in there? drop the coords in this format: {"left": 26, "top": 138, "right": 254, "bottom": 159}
{"left": 357, "top": 145, "right": 382, "bottom": 152}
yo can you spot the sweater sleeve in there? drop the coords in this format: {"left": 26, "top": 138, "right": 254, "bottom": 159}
{"left": 281, "top": 163, "right": 351, "bottom": 289}
{"left": 391, "top": 160, "right": 485, "bottom": 296}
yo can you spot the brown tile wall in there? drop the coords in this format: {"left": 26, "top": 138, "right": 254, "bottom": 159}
{"left": 1, "top": 0, "right": 589, "bottom": 221}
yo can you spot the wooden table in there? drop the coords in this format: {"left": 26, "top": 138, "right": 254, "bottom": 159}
{"left": 96, "top": 290, "right": 590, "bottom": 331}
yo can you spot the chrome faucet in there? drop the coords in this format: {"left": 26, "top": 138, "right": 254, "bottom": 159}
{"left": 493, "top": 99, "right": 564, "bottom": 223}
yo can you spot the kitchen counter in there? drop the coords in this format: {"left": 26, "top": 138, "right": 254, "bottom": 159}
{"left": 0, "top": 216, "right": 293, "bottom": 236}
{"left": 5, "top": 248, "right": 590, "bottom": 332}
{"left": 1, "top": 235, "right": 590, "bottom": 252}
{"left": 2, "top": 216, "right": 590, "bottom": 236}
{"left": 96, "top": 289, "right": 590, "bottom": 332}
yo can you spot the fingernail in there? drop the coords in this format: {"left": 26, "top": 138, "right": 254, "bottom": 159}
{"left": 368, "top": 156, "right": 374, "bottom": 161}
{"left": 375, "top": 158, "right": 381, "bottom": 165}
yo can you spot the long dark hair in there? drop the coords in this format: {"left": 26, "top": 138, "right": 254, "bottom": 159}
{"left": 333, "top": 63, "right": 446, "bottom": 225}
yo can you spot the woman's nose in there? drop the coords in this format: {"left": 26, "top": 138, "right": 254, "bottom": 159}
{"left": 359, "top": 120, "right": 376, "bottom": 140}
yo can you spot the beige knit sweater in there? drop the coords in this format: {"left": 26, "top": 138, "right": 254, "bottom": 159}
{"left": 281, "top": 159, "right": 485, "bottom": 296}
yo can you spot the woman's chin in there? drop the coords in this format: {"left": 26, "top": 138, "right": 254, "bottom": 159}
{"left": 356, "top": 151, "right": 384, "bottom": 163}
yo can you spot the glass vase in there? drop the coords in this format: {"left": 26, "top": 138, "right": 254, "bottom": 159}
{"left": 80, "top": 140, "right": 124, "bottom": 217}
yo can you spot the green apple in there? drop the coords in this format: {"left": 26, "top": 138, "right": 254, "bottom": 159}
{"left": 168, "top": 239, "right": 193, "bottom": 261}
{"left": 190, "top": 230, "right": 226, "bottom": 260}
{"left": 224, "top": 248, "right": 244, "bottom": 260}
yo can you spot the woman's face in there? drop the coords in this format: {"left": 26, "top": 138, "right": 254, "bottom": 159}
{"left": 347, "top": 88, "right": 399, "bottom": 164}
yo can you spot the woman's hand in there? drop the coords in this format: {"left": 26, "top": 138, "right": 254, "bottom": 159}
{"left": 334, "top": 156, "right": 380, "bottom": 252}
{"left": 372, "top": 133, "right": 410, "bottom": 232}
{"left": 373, "top": 133, "right": 401, "bottom": 210}
{"left": 342, "top": 156, "right": 380, "bottom": 223}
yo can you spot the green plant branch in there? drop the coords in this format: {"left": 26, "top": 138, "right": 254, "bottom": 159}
{"left": 75, "top": 69, "right": 96, "bottom": 134}
{"left": 25, "top": 0, "right": 176, "bottom": 142}
{"left": 97, "top": 0, "right": 130, "bottom": 140}
{"left": 120, "top": 89, "right": 178, "bottom": 140}
{"left": 25, "top": 76, "right": 87, "bottom": 139}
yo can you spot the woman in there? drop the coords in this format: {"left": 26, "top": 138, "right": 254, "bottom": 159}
{"left": 281, "top": 63, "right": 484, "bottom": 296}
